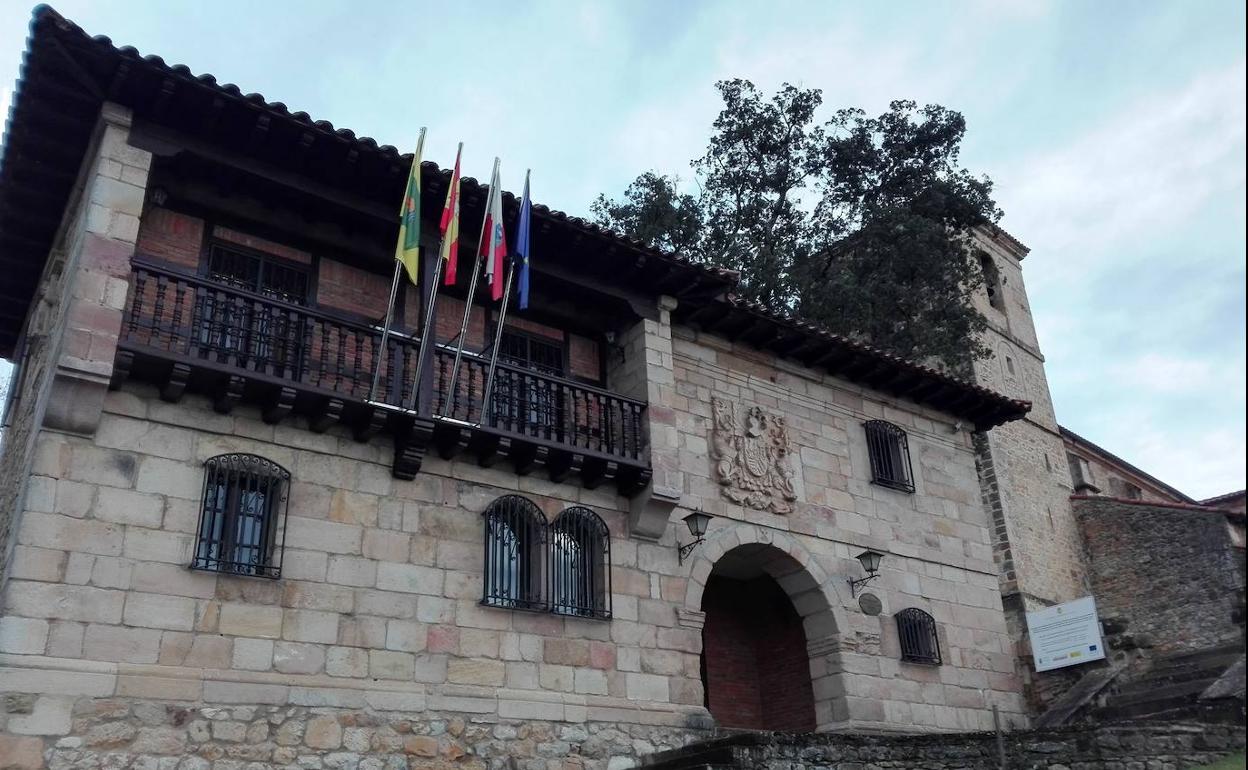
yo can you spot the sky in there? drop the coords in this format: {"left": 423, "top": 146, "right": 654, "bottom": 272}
{"left": 0, "top": 0, "right": 1243, "bottom": 498}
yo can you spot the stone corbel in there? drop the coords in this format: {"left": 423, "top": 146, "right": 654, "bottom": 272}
{"left": 627, "top": 482, "right": 682, "bottom": 542}
{"left": 676, "top": 608, "right": 707, "bottom": 630}
{"left": 43, "top": 368, "right": 113, "bottom": 435}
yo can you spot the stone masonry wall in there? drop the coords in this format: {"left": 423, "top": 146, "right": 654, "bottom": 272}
{"left": 969, "top": 232, "right": 1091, "bottom": 716}
{"left": 665, "top": 323, "right": 1026, "bottom": 732}
{"left": 970, "top": 232, "right": 1088, "bottom": 611}
{"left": 1074, "top": 497, "right": 1245, "bottom": 656}
{"left": 0, "top": 695, "right": 701, "bottom": 770}
{"left": 0, "top": 104, "right": 149, "bottom": 595}
{"left": 640, "top": 722, "right": 1247, "bottom": 770}
{"left": 4, "top": 210, "right": 1031, "bottom": 768}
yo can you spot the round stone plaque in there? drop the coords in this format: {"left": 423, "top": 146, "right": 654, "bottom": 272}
{"left": 858, "top": 592, "right": 883, "bottom": 616}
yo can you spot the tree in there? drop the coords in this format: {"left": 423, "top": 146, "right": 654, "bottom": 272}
{"left": 692, "top": 80, "right": 825, "bottom": 309}
{"left": 590, "top": 172, "right": 702, "bottom": 255}
{"left": 594, "top": 86, "right": 1002, "bottom": 373}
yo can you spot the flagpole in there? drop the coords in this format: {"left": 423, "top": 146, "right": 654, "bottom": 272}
{"left": 442, "top": 156, "right": 499, "bottom": 418}
{"left": 405, "top": 235, "right": 447, "bottom": 412}
{"left": 479, "top": 260, "right": 515, "bottom": 428}
{"left": 366, "top": 260, "right": 404, "bottom": 405}
{"left": 368, "top": 127, "right": 425, "bottom": 407}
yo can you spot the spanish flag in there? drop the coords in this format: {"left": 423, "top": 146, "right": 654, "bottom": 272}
{"left": 395, "top": 130, "right": 425, "bottom": 285}
{"left": 441, "top": 143, "right": 463, "bottom": 285}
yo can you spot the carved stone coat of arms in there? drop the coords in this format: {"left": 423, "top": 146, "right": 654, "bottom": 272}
{"left": 710, "top": 398, "right": 797, "bottom": 514}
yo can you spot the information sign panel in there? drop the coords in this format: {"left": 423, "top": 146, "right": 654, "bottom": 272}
{"left": 1026, "top": 596, "right": 1106, "bottom": 672}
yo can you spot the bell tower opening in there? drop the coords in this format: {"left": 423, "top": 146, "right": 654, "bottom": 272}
{"left": 700, "top": 545, "right": 818, "bottom": 732}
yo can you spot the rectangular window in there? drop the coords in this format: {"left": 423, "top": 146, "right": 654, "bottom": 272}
{"left": 198, "top": 244, "right": 309, "bottom": 374}
{"left": 193, "top": 454, "right": 290, "bottom": 578}
{"left": 1067, "top": 453, "right": 1099, "bottom": 494}
{"left": 493, "top": 329, "right": 565, "bottom": 435}
{"left": 499, "top": 329, "right": 564, "bottom": 376}
{"left": 206, "top": 243, "right": 309, "bottom": 304}
{"left": 864, "top": 420, "right": 915, "bottom": 493}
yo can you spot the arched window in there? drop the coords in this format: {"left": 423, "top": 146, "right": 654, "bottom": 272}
{"left": 550, "top": 506, "right": 612, "bottom": 619}
{"left": 864, "top": 420, "right": 915, "bottom": 493}
{"left": 896, "top": 608, "right": 941, "bottom": 664}
{"left": 979, "top": 252, "right": 1005, "bottom": 311}
{"left": 193, "top": 454, "right": 289, "bottom": 578}
{"left": 481, "top": 495, "right": 547, "bottom": 611}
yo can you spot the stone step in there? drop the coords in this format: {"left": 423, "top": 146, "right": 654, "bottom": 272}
{"left": 1094, "top": 691, "right": 1219, "bottom": 720}
{"left": 1116, "top": 669, "right": 1224, "bottom": 695}
{"left": 641, "top": 743, "right": 750, "bottom": 770}
{"left": 1094, "top": 697, "right": 1245, "bottom": 725}
{"left": 1151, "top": 645, "right": 1244, "bottom": 668}
{"left": 1107, "top": 677, "right": 1219, "bottom": 706}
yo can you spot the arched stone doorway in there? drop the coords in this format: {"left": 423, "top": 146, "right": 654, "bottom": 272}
{"left": 694, "top": 539, "right": 841, "bottom": 732}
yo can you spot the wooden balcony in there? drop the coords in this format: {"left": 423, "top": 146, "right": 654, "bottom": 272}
{"left": 113, "top": 260, "right": 651, "bottom": 493}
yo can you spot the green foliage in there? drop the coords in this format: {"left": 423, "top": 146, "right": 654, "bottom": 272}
{"left": 591, "top": 172, "right": 702, "bottom": 255}
{"left": 693, "top": 80, "right": 824, "bottom": 309}
{"left": 594, "top": 84, "right": 1003, "bottom": 373}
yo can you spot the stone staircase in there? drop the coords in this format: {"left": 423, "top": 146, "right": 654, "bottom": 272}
{"left": 1092, "top": 644, "right": 1245, "bottom": 722}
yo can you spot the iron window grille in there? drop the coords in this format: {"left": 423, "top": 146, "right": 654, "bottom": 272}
{"left": 550, "top": 506, "right": 612, "bottom": 620}
{"left": 493, "top": 330, "right": 565, "bottom": 436}
{"left": 192, "top": 454, "right": 290, "bottom": 578}
{"left": 478, "top": 497, "right": 612, "bottom": 620}
{"left": 199, "top": 244, "right": 309, "bottom": 374}
{"left": 481, "top": 495, "right": 548, "bottom": 611}
{"left": 206, "top": 243, "right": 309, "bottom": 304}
{"left": 896, "top": 608, "right": 941, "bottom": 665}
{"left": 864, "top": 420, "right": 915, "bottom": 493}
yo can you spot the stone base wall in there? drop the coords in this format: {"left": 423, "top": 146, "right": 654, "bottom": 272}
{"left": 1075, "top": 497, "right": 1245, "bottom": 657}
{"left": 0, "top": 693, "right": 704, "bottom": 770}
{"left": 641, "top": 722, "right": 1246, "bottom": 770}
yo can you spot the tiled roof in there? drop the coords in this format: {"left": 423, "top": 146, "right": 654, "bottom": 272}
{"left": 0, "top": 5, "right": 1028, "bottom": 429}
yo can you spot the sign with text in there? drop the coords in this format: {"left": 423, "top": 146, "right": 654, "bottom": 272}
{"left": 1026, "top": 596, "right": 1107, "bottom": 672}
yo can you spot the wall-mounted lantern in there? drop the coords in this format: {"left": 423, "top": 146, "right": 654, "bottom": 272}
{"left": 678, "top": 510, "right": 713, "bottom": 564}
{"left": 847, "top": 549, "right": 885, "bottom": 597}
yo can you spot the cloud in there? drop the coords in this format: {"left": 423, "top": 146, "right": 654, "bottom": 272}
{"left": 999, "top": 59, "right": 1246, "bottom": 277}
{"left": 996, "top": 59, "right": 1246, "bottom": 498}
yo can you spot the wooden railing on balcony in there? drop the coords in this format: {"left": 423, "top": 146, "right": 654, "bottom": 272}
{"left": 117, "top": 260, "right": 649, "bottom": 482}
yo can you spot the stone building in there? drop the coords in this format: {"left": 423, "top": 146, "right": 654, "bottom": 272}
{"left": 969, "top": 225, "right": 1245, "bottom": 716}
{"left": 0, "top": 8, "right": 1035, "bottom": 768}
{"left": 1062, "top": 425, "right": 1209, "bottom": 504}
{"left": 966, "top": 230, "right": 1090, "bottom": 670}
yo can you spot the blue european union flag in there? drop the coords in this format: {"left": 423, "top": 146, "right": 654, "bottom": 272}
{"left": 514, "top": 172, "right": 532, "bottom": 310}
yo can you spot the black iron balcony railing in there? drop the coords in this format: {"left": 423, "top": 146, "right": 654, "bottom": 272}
{"left": 115, "top": 259, "right": 650, "bottom": 490}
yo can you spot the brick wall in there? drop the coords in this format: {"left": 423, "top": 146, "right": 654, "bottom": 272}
{"left": 1074, "top": 497, "right": 1245, "bottom": 655}
{"left": 569, "top": 333, "right": 600, "bottom": 382}
{"left": 213, "top": 225, "right": 311, "bottom": 265}
{"left": 134, "top": 207, "right": 203, "bottom": 268}
{"left": 317, "top": 258, "right": 389, "bottom": 319}
{"left": 433, "top": 296, "right": 486, "bottom": 351}
{"left": 702, "top": 576, "right": 816, "bottom": 732}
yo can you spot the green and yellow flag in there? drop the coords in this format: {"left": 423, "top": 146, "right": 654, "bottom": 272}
{"left": 395, "top": 129, "right": 426, "bottom": 285}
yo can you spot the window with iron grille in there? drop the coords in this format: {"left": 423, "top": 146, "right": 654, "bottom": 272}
{"left": 481, "top": 495, "right": 548, "bottom": 611}
{"left": 896, "top": 608, "right": 941, "bottom": 664}
{"left": 206, "top": 244, "right": 309, "bottom": 304}
{"left": 499, "top": 329, "right": 564, "bottom": 375}
{"left": 494, "top": 330, "right": 565, "bottom": 436}
{"left": 864, "top": 420, "right": 915, "bottom": 493}
{"left": 193, "top": 454, "right": 289, "bottom": 578}
{"left": 199, "top": 244, "right": 309, "bottom": 373}
{"left": 550, "top": 507, "right": 612, "bottom": 619}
